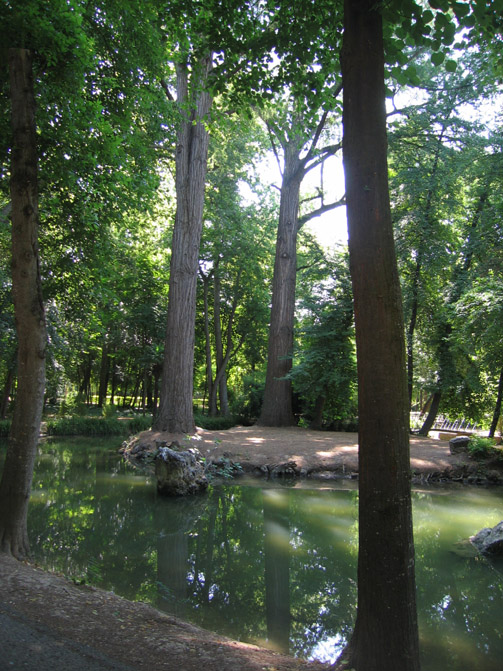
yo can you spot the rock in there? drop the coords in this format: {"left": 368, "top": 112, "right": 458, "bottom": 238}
{"left": 269, "top": 461, "right": 299, "bottom": 478}
{"left": 154, "top": 443, "right": 208, "bottom": 496}
{"left": 449, "top": 436, "right": 470, "bottom": 454}
{"left": 470, "top": 521, "right": 503, "bottom": 556}
{"left": 131, "top": 443, "right": 148, "bottom": 456}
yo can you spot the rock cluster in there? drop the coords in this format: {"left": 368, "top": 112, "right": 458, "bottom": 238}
{"left": 470, "top": 521, "right": 503, "bottom": 556}
{"left": 154, "top": 441, "right": 208, "bottom": 496}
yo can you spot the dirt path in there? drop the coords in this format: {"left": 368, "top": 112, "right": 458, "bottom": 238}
{"left": 0, "top": 553, "right": 328, "bottom": 671}
{"left": 133, "top": 425, "right": 492, "bottom": 483}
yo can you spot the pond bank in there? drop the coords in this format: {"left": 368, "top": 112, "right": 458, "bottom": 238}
{"left": 122, "top": 426, "right": 503, "bottom": 485}
{"left": 0, "top": 553, "right": 328, "bottom": 671}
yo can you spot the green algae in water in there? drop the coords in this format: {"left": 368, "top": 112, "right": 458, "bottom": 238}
{"left": 23, "top": 438, "right": 503, "bottom": 670}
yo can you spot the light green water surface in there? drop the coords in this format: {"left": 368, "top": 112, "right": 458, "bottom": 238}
{"left": 11, "top": 438, "right": 503, "bottom": 669}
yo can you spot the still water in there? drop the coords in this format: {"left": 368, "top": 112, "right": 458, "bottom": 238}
{"left": 14, "top": 438, "right": 503, "bottom": 669}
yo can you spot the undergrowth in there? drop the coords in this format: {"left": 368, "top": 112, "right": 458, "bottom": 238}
{"left": 468, "top": 436, "right": 503, "bottom": 461}
{"left": 45, "top": 415, "right": 152, "bottom": 436}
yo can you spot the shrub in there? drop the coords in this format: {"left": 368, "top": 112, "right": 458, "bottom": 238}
{"left": 468, "top": 436, "right": 502, "bottom": 461}
{"left": 102, "top": 403, "right": 118, "bottom": 419}
{"left": 230, "top": 373, "right": 265, "bottom": 425}
{"left": 194, "top": 413, "right": 237, "bottom": 431}
{"left": 45, "top": 415, "right": 152, "bottom": 437}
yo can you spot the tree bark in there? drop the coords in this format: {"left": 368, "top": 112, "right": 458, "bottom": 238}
{"left": 199, "top": 268, "right": 216, "bottom": 415}
{"left": 337, "top": 2, "right": 420, "bottom": 669}
{"left": 0, "top": 49, "right": 46, "bottom": 559}
{"left": 489, "top": 367, "right": 503, "bottom": 438}
{"left": 418, "top": 390, "right": 441, "bottom": 436}
{"left": 97, "top": 340, "right": 110, "bottom": 407}
{"left": 154, "top": 55, "right": 212, "bottom": 434}
{"left": 309, "top": 394, "right": 326, "bottom": 430}
{"left": 258, "top": 140, "right": 302, "bottom": 426}
{"left": 0, "top": 352, "right": 16, "bottom": 420}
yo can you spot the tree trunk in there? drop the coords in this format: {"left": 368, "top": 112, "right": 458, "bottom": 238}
{"left": 211, "top": 273, "right": 224, "bottom": 416}
{"left": 154, "top": 55, "right": 212, "bottom": 434}
{"left": 338, "top": 3, "right": 420, "bottom": 670}
{"left": 407, "top": 257, "right": 421, "bottom": 412}
{"left": 0, "top": 353, "right": 16, "bottom": 420}
{"left": 418, "top": 390, "right": 441, "bottom": 436}
{"left": 199, "top": 269, "right": 216, "bottom": 415}
{"left": 309, "top": 394, "right": 326, "bottom": 430}
{"left": 212, "top": 270, "right": 241, "bottom": 417}
{"left": 78, "top": 353, "right": 93, "bottom": 402}
{"left": 0, "top": 49, "right": 46, "bottom": 559}
{"left": 97, "top": 340, "right": 110, "bottom": 407}
{"left": 489, "top": 367, "right": 503, "bottom": 438}
{"left": 258, "top": 141, "right": 302, "bottom": 427}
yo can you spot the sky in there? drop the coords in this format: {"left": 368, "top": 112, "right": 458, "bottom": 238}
{"left": 244, "top": 150, "right": 349, "bottom": 249}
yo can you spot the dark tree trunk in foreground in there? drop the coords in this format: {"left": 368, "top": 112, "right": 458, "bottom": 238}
{"left": 336, "top": 2, "right": 420, "bottom": 670}
{"left": 154, "top": 56, "right": 212, "bottom": 434}
{"left": 0, "top": 49, "right": 46, "bottom": 559}
{"left": 258, "top": 141, "right": 302, "bottom": 427}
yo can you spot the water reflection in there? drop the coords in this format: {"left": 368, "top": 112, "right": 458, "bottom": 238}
{"left": 12, "top": 438, "right": 503, "bottom": 670}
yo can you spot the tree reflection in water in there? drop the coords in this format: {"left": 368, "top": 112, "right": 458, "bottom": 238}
{"left": 24, "top": 439, "right": 503, "bottom": 670}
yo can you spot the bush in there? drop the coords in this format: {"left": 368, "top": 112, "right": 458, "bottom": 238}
{"left": 102, "top": 403, "right": 118, "bottom": 419}
{"left": 468, "top": 436, "right": 502, "bottom": 461}
{"left": 230, "top": 373, "right": 265, "bottom": 425}
{"left": 45, "top": 415, "right": 152, "bottom": 437}
{"left": 194, "top": 413, "right": 237, "bottom": 430}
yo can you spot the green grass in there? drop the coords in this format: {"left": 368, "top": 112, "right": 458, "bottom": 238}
{"left": 2, "top": 411, "right": 236, "bottom": 439}
{"left": 45, "top": 415, "right": 152, "bottom": 436}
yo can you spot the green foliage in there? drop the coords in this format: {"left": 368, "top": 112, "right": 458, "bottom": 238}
{"left": 102, "top": 403, "right": 118, "bottom": 419}
{"left": 45, "top": 415, "right": 152, "bottom": 436}
{"left": 468, "top": 435, "right": 503, "bottom": 461}
{"left": 230, "top": 373, "right": 266, "bottom": 426}
{"left": 205, "top": 456, "right": 243, "bottom": 480}
{"left": 290, "top": 251, "right": 357, "bottom": 427}
{"left": 194, "top": 414, "right": 237, "bottom": 431}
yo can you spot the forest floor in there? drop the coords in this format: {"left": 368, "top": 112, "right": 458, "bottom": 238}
{"left": 2, "top": 426, "right": 503, "bottom": 670}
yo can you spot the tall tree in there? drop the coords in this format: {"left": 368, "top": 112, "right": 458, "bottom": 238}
{"left": 0, "top": 49, "right": 46, "bottom": 558}
{"left": 153, "top": 0, "right": 277, "bottom": 433}
{"left": 336, "top": 0, "right": 419, "bottom": 668}
{"left": 258, "top": 99, "right": 344, "bottom": 427}
{"left": 153, "top": 47, "right": 212, "bottom": 434}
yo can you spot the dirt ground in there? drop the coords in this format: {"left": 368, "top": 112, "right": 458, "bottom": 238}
{"left": 127, "top": 424, "right": 498, "bottom": 484}
{"left": 2, "top": 426, "right": 502, "bottom": 670}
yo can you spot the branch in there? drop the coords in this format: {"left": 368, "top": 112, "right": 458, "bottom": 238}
{"left": 297, "top": 195, "right": 346, "bottom": 230}
{"left": 302, "top": 141, "right": 343, "bottom": 179}
{"left": 160, "top": 78, "right": 175, "bottom": 101}
{"left": 303, "top": 82, "right": 343, "bottom": 164}
{"left": 266, "top": 121, "right": 284, "bottom": 179}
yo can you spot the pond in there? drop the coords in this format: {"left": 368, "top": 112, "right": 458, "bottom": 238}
{"left": 6, "top": 437, "right": 503, "bottom": 670}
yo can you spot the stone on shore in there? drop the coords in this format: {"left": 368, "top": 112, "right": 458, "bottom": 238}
{"left": 155, "top": 442, "right": 208, "bottom": 496}
{"left": 470, "top": 521, "right": 503, "bottom": 556}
